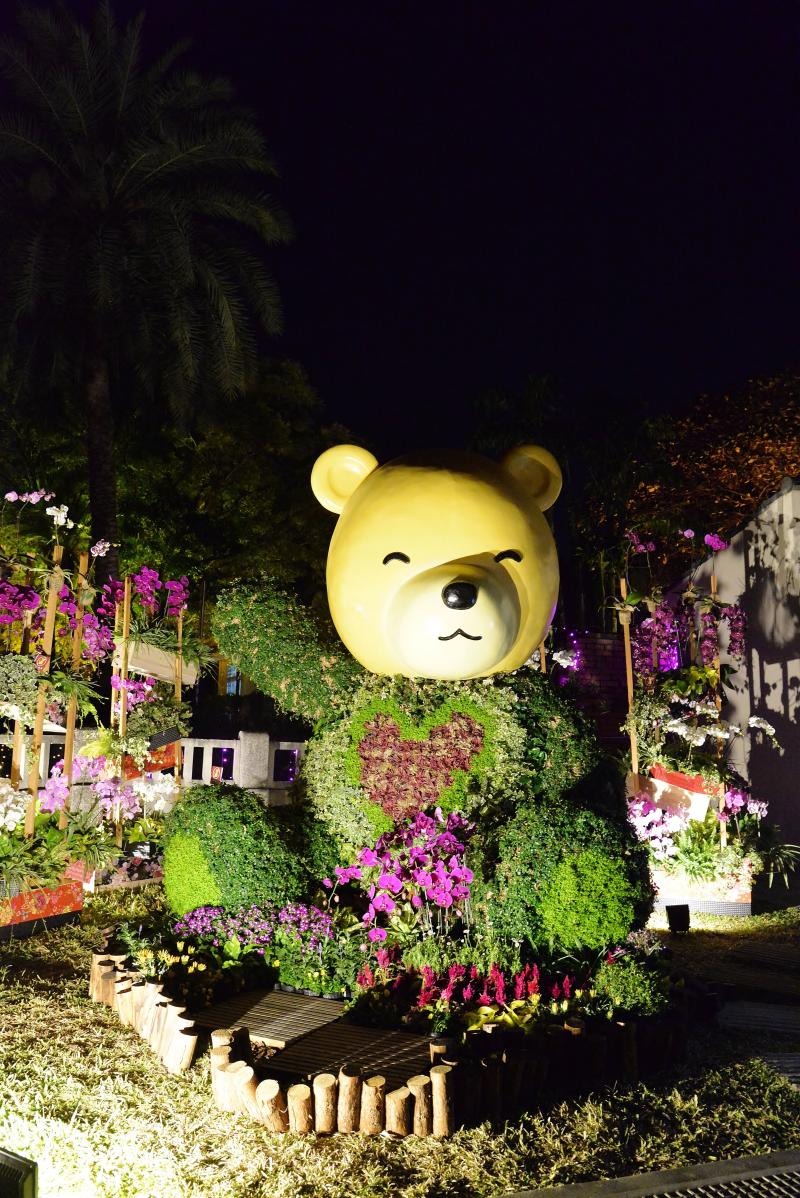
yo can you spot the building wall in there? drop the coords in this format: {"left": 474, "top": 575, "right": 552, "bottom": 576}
{"left": 693, "top": 479, "right": 800, "bottom": 839}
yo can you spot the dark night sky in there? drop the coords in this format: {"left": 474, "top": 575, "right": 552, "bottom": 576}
{"left": 3, "top": 1, "right": 799, "bottom": 455}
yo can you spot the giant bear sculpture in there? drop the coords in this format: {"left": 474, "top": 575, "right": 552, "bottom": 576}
{"left": 310, "top": 443, "right": 562, "bottom": 679}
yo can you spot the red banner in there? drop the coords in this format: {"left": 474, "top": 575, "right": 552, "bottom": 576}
{"left": 0, "top": 881, "right": 84, "bottom": 928}
{"left": 122, "top": 742, "right": 179, "bottom": 780}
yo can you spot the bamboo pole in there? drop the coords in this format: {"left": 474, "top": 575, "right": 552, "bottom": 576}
{"left": 25, "top": 544, "right": 64, "bottom": 836}
{"left": 618, "top": 577, "right": 640, "bottom": 781}
{"left": 59, "top": 552, "right": 89, "bottom": 831}
{"left": 10, "top": 602, "right": 34, "bottom": 787}
{"left": 173, "top": 608, "right": 183, "bottom": 785}
{"left": 537, "top": 638, "right": 547, "bottom": 672}
{"left": 709, "top": 570, "right": 727, "bottom": 848}
{"left": 115, "top": 576, "right": 132, "bottom": 848}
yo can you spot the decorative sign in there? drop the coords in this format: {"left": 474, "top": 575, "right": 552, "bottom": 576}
{"left": 122, "top": 742, "right": 179, "bottom": 780}
{"left": 210, "top": 764, "right": 223, "bottom": 782}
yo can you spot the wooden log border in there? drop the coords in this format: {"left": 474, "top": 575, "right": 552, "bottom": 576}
{"left": 88, "top": 949, "right": 691, "bottom": 1136}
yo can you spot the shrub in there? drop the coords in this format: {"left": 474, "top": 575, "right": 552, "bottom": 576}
{"left": 211, "top": 579, "right": 363, "bottom": 722}
{"left": 162, "top": 785, "right": 308, "bottom": 915}
{"left": 485, "top": 769, "right": 654, "bottom": 951}
{"left": 594, "top": 955, "right": 669, "bottom": 1016}
{"left": 537, "top": 848, "right": 638, "bottom": 951}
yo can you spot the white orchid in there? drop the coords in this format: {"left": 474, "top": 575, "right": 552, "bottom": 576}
{"left": 748, "top": 715, "right": 776, "bottom": 736}
{"left": 46, "top": 503, "right": 74, "bottom": 529}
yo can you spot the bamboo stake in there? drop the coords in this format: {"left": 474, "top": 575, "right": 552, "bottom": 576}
{"left": 618, "top": 577, "right": 640, "bottom": 781}
{"left": 115, "top": 576, "right": 132, "bottom": 848}
{"left": 709, "top": 570, "right": 727, "bottom": 848}
{"left": 59, "top": 551, "right": 89, "bottom": 831}
{"left": 173, "top": 608, "right": 183, "bottom": 787}
{"left": 25, "top": 544, "right": 64, "bottom": 836}
{"left": 537, "top": 638, "right": 547, "bottom": 672}
{"left": 10, "top": 603, "right": 34, "bottom": 787}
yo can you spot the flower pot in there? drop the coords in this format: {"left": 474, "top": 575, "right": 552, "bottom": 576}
{"left": 0, "top": 880, "right": 84, "bottom": 940}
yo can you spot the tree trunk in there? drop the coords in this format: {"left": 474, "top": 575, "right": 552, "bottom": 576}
{"left": 85, "top": 354, "right": 120, "bottom": 581}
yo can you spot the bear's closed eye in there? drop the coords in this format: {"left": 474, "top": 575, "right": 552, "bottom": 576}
{"left": 383, "top": 552, "right": 411, "bottom": 565}
{"left": 495, "top": 549, "right": 522, "bottom": 563}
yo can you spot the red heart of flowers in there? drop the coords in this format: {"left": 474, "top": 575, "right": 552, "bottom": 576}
{"left": 357, "top": 711, "right": 485, "bottom": 821}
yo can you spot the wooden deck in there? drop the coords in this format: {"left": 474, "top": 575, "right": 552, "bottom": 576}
{"left": 266, "top": 1020, "right": 432, "bottom": 1092}
{"left": 193, "top": 989, "right": 344, "bottom": 1049}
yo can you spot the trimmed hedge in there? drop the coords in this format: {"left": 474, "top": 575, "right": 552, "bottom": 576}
{"left": 211, "top": 579, "right": 363, "bottom": 723}
{"left": 163, "top": 785, "right": 311, "bottom": 915}
{"left": 484, "top": 766, "right": 654, "bottom": 951}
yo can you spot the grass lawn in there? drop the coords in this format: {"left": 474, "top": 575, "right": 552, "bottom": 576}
{"left": 1, "top": 890, "right": 799, "bottom": 1198}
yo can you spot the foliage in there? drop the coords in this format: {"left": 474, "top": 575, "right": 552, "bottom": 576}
{"left": 536, "top": 847, "right": 640, "bottom": 951}
{"left": 0, "top": 652, "right": 39, "bottom": 725}
{"left": 301, "top": 669, "right": 594, "bottom": 859}
{"left": 125, "top": 689, "right": 193, "bottom": 743}
{"left": 485, "top": 773, "right": 654, "bottom": 951}
{"left": 212, "top": 577, "right": 364, "bottom": 723}
{"left": 0, "top": 1, "right": 291, "bottom": 555}
{"left": 593, "top": 955, "right": 669, "bottom": 1017}
{"left": 161, "top": 785, "right": 310, "bottom": 915}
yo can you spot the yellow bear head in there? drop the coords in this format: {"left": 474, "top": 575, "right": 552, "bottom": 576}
{"left": 311, "top": 444, "right": 561, "bottom": 679}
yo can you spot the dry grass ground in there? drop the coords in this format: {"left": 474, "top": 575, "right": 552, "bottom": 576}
{"left": 1, "top": 890, "right": 799, "bottom": 1198}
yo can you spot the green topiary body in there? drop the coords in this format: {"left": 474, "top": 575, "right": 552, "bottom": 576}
{"left": 162, "top": 785, "right": 310, "bottom": 915}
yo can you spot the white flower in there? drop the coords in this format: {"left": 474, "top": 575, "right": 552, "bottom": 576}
{"left": 748, "top": 716, "right": 776, "bottom": 736}
{"left": 46, "top": 504, "right": 74, "bottom": 529}
{"left": 665, "top": 718, "right": 689, "bottom": 736}
{"left": 705, "top": 724, "right": 731, "bottom": 740}
{"left": 90, "top": 539, "right": 111, "bottom": 558}
{"left": 552, "top": 649, "right": 579, "bottom": 669}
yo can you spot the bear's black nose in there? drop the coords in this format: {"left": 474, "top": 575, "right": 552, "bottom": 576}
{"left": 442, "top": 581, "right": 478, "bottom": 610}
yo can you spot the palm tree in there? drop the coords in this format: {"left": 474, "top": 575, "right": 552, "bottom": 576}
{"left": 0, "top": 2, "right": 290, "bottom": 576}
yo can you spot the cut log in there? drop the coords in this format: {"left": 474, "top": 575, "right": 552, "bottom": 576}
{"left": 407, "top": 1073, "right": 433, "bottom": 1138}
{"left": 210, "top": 1045, "right": 232, "bottom": 1109}
{"left": 255, "top": 1078, "right": 289, "bottom": 1132}
{"left": 430, "top": 1064, "right": 454, "bottom": 1138}
{"left": 96, "top": 964, "right": 119, "bottom": 1008}
{"left": 137, "top": 982, "right": 164, "bottom": 1040}
{"left": 210, "top": 1025, "right": 252, "bottom": 1064}
{"left": 128, "top": 980, "right": 148, "bottom": 1030}
{"left": 429, "top": 1036, "right": 455, "bottom": 1063}
{"left": 359, "top": 1074, "right": 386, "bottom": 1135}
{"left": 385, "top": 1086, "right": 413, "bottom": 1136}
{"left": 233, "top": 1064, "right": 262, "bottom": 1120}
{"left": 113, "top": 974, "right": 133, "bottom": 1024}
{"left": 89, "top": 952, "right": 112, "bottom": 1000}
{"left": 216, "top": 1060, "right": 249, "bottom": 1113}
{"left": 312, "top": 1073, "right": 337, "bottom": 1134}
{"left": 147, "top": 997, "right": 171, "bottom": 1052}
{"left": 155, "top": 1003, "right": 185, "bottom": 1060}
{"left": 287, "top": 1083, "right": 313, "bottom": 1133}
{"left": 162, "top": 1015, "right": 199, "bottom": 1075}
{"left": 336, "top": 1064, "right": 362, "bottom": 1133}
{"left": 480, "top": 1054, "right": 504, "bottom": 1123}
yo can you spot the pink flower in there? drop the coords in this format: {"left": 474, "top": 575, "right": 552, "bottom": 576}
{"left": 681, "top": 528, "right": 695, "bottom": 538}
{"left": 704, "top": 532, "right": 729, "bottom": 553}
{"left": 321, "top": 878, "right": 332, "bottom": 889}
{"left": 4, "top": 491, "right": 17, "bottom": 502}
{"left": 367, "top": 927, "right": 387, "bottom": 942}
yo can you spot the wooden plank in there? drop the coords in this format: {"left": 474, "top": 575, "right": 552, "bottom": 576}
{"left": 267, "top": 1022, "right": 432, "bottom": 1094}
{"left": 719, "top": 1002, "right": 800, "bottom": 1036}
{"left": 193, "top": 989, "right": 344, "bottom": 1049}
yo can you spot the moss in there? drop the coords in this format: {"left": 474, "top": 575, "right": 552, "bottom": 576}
{"left": 162, "top": 832, "right": 222, "bottom": 915}
{"left": 538, "top": 847, "right": 638, "bottom": 951}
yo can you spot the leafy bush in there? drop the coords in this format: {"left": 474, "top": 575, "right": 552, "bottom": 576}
{"left": 301, "top": 670, "right": 597, "bottom": 858}
{"left": 212, "top": 579, "right": 363, "bottom": 722}
{"left": 594, "top": 956, "right": 669, "bottom": 1017}
{"left": 162, "top": 785, "right": 309, "bottom": 914}
{"left": 537, "top": 848, "right": 638, "bottom": 951}
{"left": 485, "top": 769, "right": 654, "bottom": 951}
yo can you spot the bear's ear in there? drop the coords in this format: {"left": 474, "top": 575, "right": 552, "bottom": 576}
{"left": 502, "top": 444, "right": 562, "bottom": 511}
{"left": 311, "top": 444, "right": 379, "bottom": 513}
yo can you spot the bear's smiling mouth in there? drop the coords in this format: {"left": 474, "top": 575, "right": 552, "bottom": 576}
{"left": 438, "top": 628, "right": 483, "bottom": 642}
